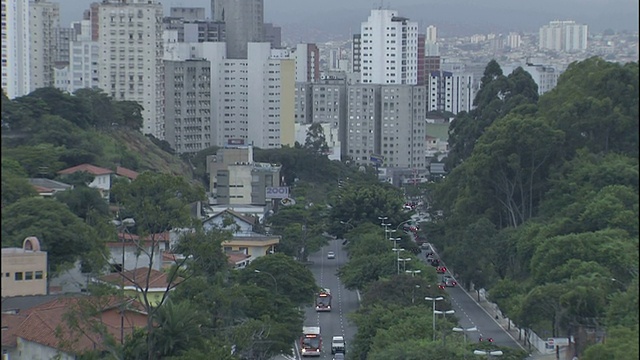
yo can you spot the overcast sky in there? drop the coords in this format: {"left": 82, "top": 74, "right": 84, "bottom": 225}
{"left": 60, "top": 0, "right": 639, "bottom": 40}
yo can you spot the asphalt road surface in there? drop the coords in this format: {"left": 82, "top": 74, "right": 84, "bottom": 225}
{"left": 295, "top": 240, "right": 359, "bottom": 360}
{"left": 424, "top": 243, "right": 527, "bottom": 351}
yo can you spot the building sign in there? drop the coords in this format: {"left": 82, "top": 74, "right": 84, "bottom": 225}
{"left": 228, "top": 139, "right": 245, "bottom": 145}
{"left": 266, "top": 186, "right": 289, "bottom": 199}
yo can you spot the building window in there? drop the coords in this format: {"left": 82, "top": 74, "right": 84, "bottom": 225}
{"left": 25, "top": 271, "right": 33, "bottom": 280}
{"left": 35, "top": 271, "right": 44, "bottom": 280}
{"left": 14, "top": 272, "right": 23, "bottom": 281}
{"left": 4, "top": 273, "right": 9, "bottom": 277}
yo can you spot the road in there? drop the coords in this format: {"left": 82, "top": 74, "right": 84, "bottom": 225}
{"left": 295, "top": 239, "right": 359, "bottom": 360}
{"left": 423, "top": 243, "right": 527, "bottom": 351}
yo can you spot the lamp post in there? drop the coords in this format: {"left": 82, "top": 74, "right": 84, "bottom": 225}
{"left": 405, "top": 269, "right": 421, "bottom": 277}
{"left": 434, "top": 310, "right": 455, "bottom": 345}
{"left": 473, "top": 350, "right": 503, "bottom": 359}
{"left": 254, "top": 269, "right": 278, "bottom": 295}
{"left": 453, "top": 326, "right": 478, "bottom": 359}
{"left": 399, "top": 257, "right": 412, "bottom": 272}
{"left": 425, "top": 296, "right": 444, "bottom": 341}
{"left": 340, "top": 220, "right": 355, "bottom": 230}
{"left": 392, "top": 248, "right": 405, "bottom": 275}
{"left": 411, "top": 284, "right": 420, "bottom": 304}
{"left": 389, "top": 237, "right": 401, "bottom": 273}
{"left": 378, "top": 216, "right": 389, "bottom": 240}
{"left": 116, "top": 217, "right": 135, "bottom": 345}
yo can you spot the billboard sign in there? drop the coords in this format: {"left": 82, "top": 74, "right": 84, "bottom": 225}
{"left": 266, "top": 186, "right": 290, "bottom": 199}
{"left": 370, "top": 154, "right": 384, "bottom": 166}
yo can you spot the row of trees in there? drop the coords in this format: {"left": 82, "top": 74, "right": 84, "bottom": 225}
{"left": 425, "top": 57, "right": 638, "bottom": 358}
{"left": 320, "top": 177, "right": 528, "bottom": 359}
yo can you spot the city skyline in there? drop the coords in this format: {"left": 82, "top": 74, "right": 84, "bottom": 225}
{"left": 58, "top": 0, "right": 639, "bottom": 43}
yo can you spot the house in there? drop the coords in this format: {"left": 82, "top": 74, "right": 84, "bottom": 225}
{"left": 57, "top": 163, "right": 113, "bottom": 200}
{"left": 27, "top": 178, "right": 73, "bottom": 197}
{"left": 1, "top": 237, "right": 47, "bottom": 298}
{"left": 227, "top": 252, "right": 251, "bottom": 270}
{"left": 107, "top": 232, "right": 172, "bottom": 272}
{"left": 97, "top": 267, "right": 183, "bottom": 306}
{"left": 203, "top": 209, "right": 280, "bottom": 262}
{"left": 115, "top": 166, "right": 140, "bottom": 181}
{"left": 1, "top": 296, "right": 147, "bottom": 359}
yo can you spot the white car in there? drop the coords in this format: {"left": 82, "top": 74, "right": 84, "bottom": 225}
{"left": 327, "top": 251, "right": 336, "bottom": 259}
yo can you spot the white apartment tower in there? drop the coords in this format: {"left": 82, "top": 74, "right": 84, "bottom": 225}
{"left": 1, "top": 0, "right": 31, "bottom": 98}
{"left": 359, "top": 9, "right": 419, "bottom": 85}
{"left": 29, "top": 0, "right": 59, "bottom": 91}
{"left": 96, "top": 0, "right": 165, "bottom": 138}
{"left": 54, "top": 20, "right": 100, "bottom": 94}
{"left": 539, "top": 20, "right": 588, "bottom": 52}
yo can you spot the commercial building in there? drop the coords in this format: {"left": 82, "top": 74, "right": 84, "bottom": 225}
{"left": 1, "top": 0, "right": 31, "bottom": 98}
{"left": 94, "top": 0, "right": 165, "bottom": 138}
{"left": 539, "top": 20, "right": 588, "bottom": 52}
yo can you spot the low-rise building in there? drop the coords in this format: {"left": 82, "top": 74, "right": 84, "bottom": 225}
{"left": 97, "top": 267, "right": 183, "bottom": 306}
{"left": 57, "top": 163, "right": 113, "bottom": 200}
{"left": 1, "top": 237, "right": 47, "bottom": 298}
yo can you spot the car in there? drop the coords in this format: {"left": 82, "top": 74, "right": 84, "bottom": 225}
{"left": 327, "top": 251, "right": 336, "bottom": 259}
{"left": 333, "top": 353, "right": 345, "bottom": 360}
{"left": 436, "top": 266, "right": 447, "bottom": 274}
{"left": 442, "top": 275, "right": 457, "bottom": 287}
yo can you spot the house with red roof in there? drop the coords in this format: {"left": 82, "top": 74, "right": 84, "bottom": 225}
{"left": 97, "top": 267, "right": 183, "bottom": 306}
{"left": 57, "top": 163, "right": 113, "bottom": 200}
{"left": 115, "top": 166, "right": 139, "bottom": 181}
{"left": 1, "top": 296, "right": 147, "bottom": 359}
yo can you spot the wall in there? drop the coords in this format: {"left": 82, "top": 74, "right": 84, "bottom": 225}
{"left": 1, "top": 249, "right": 47, "bottom": 297}
{"left": 16, "top": 338, "right": 74, "bottom": 360}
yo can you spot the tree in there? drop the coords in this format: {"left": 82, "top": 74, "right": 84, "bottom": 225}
{"left": 304, "top": 122, "right": 329, "bottom": 155}
{"left": 55, "top": 186, "right": 111, "bottom": 225}
{"left": 1, "top": 157, "right": 36, "bottom": 206}
{"left": 582, "top": 325, "right": 639, "bottom": 360}
{"left": 1, "top": 197, "right": 106, "bottom": 273}
{"left": 111, "top": 172, "right": 205, "bottom": 360}
{"left": 150, "top": 299, "right": 208, "bottom": 358}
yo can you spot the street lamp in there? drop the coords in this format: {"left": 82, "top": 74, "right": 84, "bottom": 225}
{"left": 425, "top": 296, "right": 444, "bottom": 341}
{"left": 453, "top": 326, "right": 478, "bottom": 359}
{"left": 434, "top": 310, "right": 455, "bottom": 344}
{"left": 340, "top": 220, "right": 355, "bottom": 230}
{"left": 392, "top": 248, "right": 405, "bottom": 275}
{"left": 378, "top": 216, "right": 389, "bottom": 240}
{"left": 254, "top": 269, "right": 278, "bottom": 295}
{"left": 411, "top": 284, "right": 420, "bottom": 304}
{"left": 116, "top": 217, "right": 135, "bottom": 345}
{"left": 473, "top": 350, "right": 503, "bottom": 359}
{"left": 399, "top": 257, "right": 412, "bottom": 272}
{"left": 405, "top": 269, "right": 421, "bottom": 277}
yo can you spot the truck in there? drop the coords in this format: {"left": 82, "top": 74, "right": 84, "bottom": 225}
{"left": 331, "top": 335, "right": 345, "bottom": 355}
{"left": 315, "top": 288, "right": 332, "bottom": 312}
{"left": 300, "top": 326, "right": 322, "bottom": 357}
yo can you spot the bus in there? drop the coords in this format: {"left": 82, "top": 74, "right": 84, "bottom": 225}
{"left": 315, "top": 288, "right": 332, "bottom": 312}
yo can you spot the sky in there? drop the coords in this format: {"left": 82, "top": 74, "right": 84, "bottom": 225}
{"left": 60, "top": 0, "right": 639, "bottom": 42}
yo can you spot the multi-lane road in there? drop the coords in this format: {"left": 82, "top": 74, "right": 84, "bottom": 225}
{"left": 424, "top": 243, "right": 527, "bottom": 352}
{"left": 294, "top": 239, "right": 359, "bottom": 360}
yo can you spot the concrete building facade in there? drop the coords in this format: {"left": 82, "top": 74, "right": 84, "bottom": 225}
{"left": 96, "top": 0, "right": 165, "bottom": 138}
{"left": 164, "top": 59, "right": 212, "bottom": 154}
{"left": 294, "top": 43, "right": 320, "bottom": 83}
{"left": 1, "top": 0, "right": 31, "bottom": 98}
{"left": 1, "top": 237, "right": 47, "bottom": 298}
{"left": 212, "top": 0, "right": 264, "bottom": 59}
{"left": 29, "top": 0, "right": 59, "bottom": 91}
{"left": 359, "top": 9, "right": 419, "bottom": 85}
{"left": 428, "top": 70, "right": 474, "bottom": 115}
{"left": 539, "top": 20, "right": 588, "bottom": 52}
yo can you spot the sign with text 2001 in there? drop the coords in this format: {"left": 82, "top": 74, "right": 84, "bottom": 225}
{"left": 266, "top": 186, "right": 289, "bottom": 199}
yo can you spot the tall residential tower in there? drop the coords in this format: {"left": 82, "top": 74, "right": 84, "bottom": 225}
{"left": 1, "top": 0, "right": 31, "bottom": 98}
{"left": 212, "top": 0, "right": 264, "bottom": 59}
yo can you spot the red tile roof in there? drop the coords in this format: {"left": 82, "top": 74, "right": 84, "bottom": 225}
{"left": 116, "top": 166, "right": 139, "bottom": 180}
{"left": 8, "top": 296, "right": 147, "bottom": 354}
{"left": 57, "top": 163, "right": 113, "bottom": 176}
{"left": 227, "top": 252, "right": 251, "bottom": 265}
{"left": 99, "top": 267, "right": 183, "bottom": 290}
{"left": 1, "top": 313, "right": 27, "bottom": 347}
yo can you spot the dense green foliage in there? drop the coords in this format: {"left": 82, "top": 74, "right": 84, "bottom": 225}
{"left": 426, "top": 57, "right": 639, "bottom": 357}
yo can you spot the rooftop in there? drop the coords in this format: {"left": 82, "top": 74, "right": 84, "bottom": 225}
{"left": 57, "top": 163, "right": 113, "bottom": 176}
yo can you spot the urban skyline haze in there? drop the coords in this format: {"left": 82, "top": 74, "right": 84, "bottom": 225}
{"left": 60, "top": 0, "right": 639, "bottom": 43}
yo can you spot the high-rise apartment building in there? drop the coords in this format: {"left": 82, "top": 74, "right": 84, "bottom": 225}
{"left": 506, "top": 32, "right": 522, "bottom": 49}
{"left": 170, "top": 7, "right": 205, "bottom": 21}
{"left": 29, "top": 0, "right": 59, "bottom": 91}
{"left": 163, "top": 42, "right": 295, "bottom": 151}
{"left": 427, "top": 70, "right": 474, "bottom": 115}
{"left": 263, "top": 23, "right": 281, "bottom": 49}
{"left": 163, "top": 16, "right": 225, "bottom": 43}
{"left": 212, "top": 0, "right": 264, "bottom": 59}
{"left": 164, "top": 59, "right": 212, "bottom": 154}
{"left": 351, "top": 34, "right": 362, "bottom": 75}
{"left": 95, "top": 0, "right": 165, "bottom": 138}
{"left": 1, "top": 0, "right": 31, "bottom": 98}
{"left": 359, "top": 9, "right": 419, "bottom": 85}
{"left": 539, "top": 20, "right": 588, "bottom": 52}
{"left": 53, "top": 20, "right": 100, "bottom": 94}
{"left": 294, "top": 43, "right": 320, "bottom": 83}
{"left": 344, "top": 84, "right": 380, "bottom": 163}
